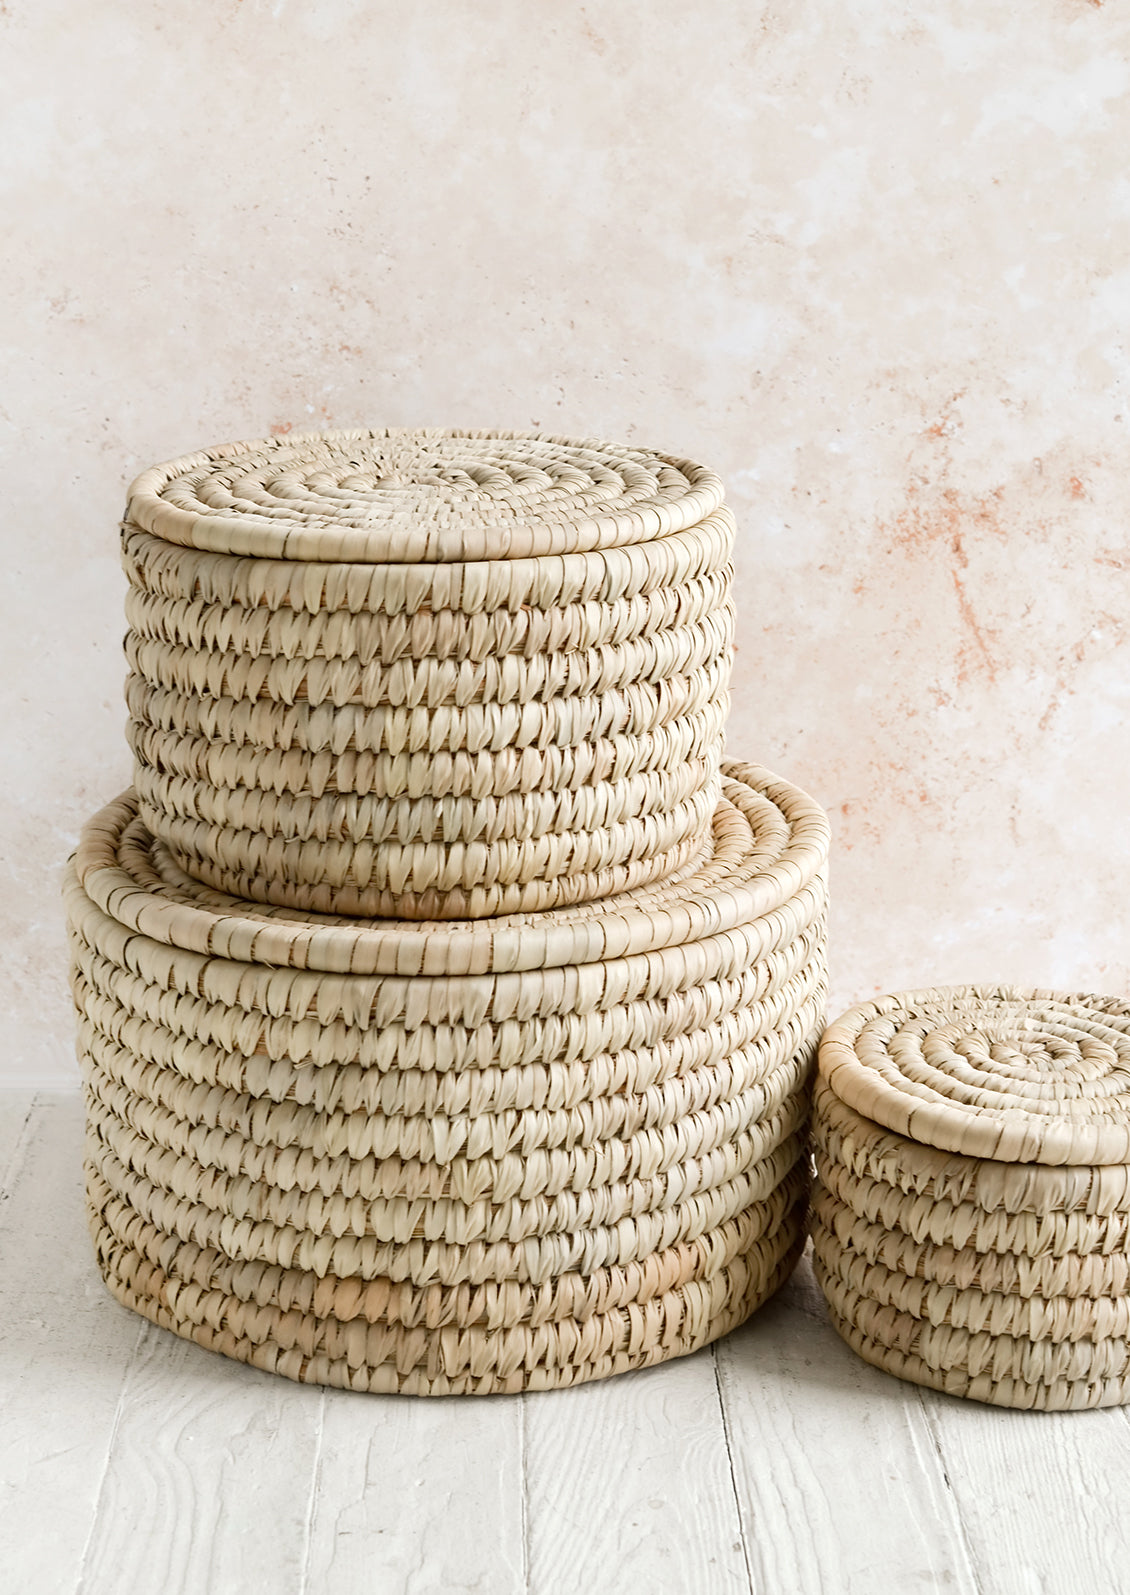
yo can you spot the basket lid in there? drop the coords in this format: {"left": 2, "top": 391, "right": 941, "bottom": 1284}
{"left": 819, "top": 986, "right": 1130, "bottom": 1166}
{"left": 124, "top": 429, "right": 726, "bottom": 564}
{"left": 71, "top": 762, "right": 828, "bottom": 979}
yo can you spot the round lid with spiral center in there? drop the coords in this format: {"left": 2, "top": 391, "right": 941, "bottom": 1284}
{"left": 819, "top": 986, "right": 1130, "bottom": 1165}
{"left": 125, "top": 429, "right": 726, "bottom": 563}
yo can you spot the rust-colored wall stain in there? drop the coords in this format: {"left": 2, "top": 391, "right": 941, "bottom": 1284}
{"left": 1038, "top": 609, "right": 1129, "bottom": 731}
{"left": 578, "top": 9, "right": 609, "bottom": 54}
{"left": 877, "top": 480, "right": 1005, "bottom": 685}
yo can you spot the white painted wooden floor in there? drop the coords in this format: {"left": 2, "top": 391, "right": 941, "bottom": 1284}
{"left": 4, "top": 1089, "right": 1130, "bottom": 1595}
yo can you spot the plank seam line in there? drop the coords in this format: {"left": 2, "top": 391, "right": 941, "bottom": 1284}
{"left": 519, "top": 1394, "right": 531, "bottom": 1595}
{"left": 0, "top": 1091, "right": 44, "bottom": 1206}
{"left": 915, "top": 1390, "right": 988, "bottom": 1595}
{"left": 297, "top": 1388, "right": 326, "bottom": 1595}
{"left": 713, "top": 1344, "right": 757, "bottom": 1595}
{"left": 74, "top": 1316, "right": 150, "bottom": 1595}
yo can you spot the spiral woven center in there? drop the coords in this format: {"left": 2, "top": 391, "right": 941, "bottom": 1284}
{"left": 888, "top": 1017, "right": 1130, "bottom": 1112}
{"left": 195, "top": 446, "right": 655, "bottom": 522}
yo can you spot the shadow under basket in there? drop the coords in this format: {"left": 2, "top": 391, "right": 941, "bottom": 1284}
{"left": 812, "top": 985, "right": 1130, "bottom": 1411}
{"left": 67, "top": 761, "right": 829, "bottom": 1394}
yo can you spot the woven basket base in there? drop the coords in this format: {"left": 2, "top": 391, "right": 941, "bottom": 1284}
{"left": 813, "top": 1258, "right": 1130, "bottom": 1412}
{"left": 811, "top": 1062, "right": 1130, "bottom": 1410}
{"left": 811, "top": 1205, "right": 1130, "bottom": 1343}
{"left": 155, "top": 800, "right": 717, "bottom": 923}
{"left": 89, "top": 1183, "right": 806, "bottom": 1395}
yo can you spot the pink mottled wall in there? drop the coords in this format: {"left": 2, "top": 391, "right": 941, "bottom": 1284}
{"left": 3, "top": 0, "right": 1128, "bottom": 1083}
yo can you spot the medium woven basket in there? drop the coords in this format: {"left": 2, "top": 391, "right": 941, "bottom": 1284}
{"left": 67, "top": 762, "right": 829, "bottom": 1395}
{"left": 811, "top": 986, "right": 1130, "bottom": 1410}
{"left": 123, "top": 429, "right": 734, "bottom": 919}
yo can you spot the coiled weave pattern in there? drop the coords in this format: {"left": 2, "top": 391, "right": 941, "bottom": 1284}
{"left": 812, "top": 987, "right": 1130, "bottom": 1410}
{"left": 68, "top": 762, "right": 830, "bottom": 1394}
{"left": 122, "top": 431, "right": 734, "bottom": 918}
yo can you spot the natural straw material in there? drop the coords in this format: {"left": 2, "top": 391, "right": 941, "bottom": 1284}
{"left": 125, "top": 428, "right": 727, "bottom": 562}
{"left": 811, "top": 987, "right": 1130, "bottom": 1410}
{"left": 68, "top": 762, "right": 829, "bottom": 1394}
{"left": 122, "top": 430, "right": 735, "bottom": 918}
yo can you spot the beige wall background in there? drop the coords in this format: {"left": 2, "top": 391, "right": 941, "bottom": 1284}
{"left": 4, "top": 0, "right": 1128, "bottom": 1086}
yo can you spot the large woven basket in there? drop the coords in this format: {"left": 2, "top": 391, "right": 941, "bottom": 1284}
{"left": 811, "top": 986, "right": 1130, "bottom": 1411}
{"left": 123, "top": 430, "right": 734, "bottom": 919}
{"left": 67, "top": 762, "right": 829, "bottom": 1395}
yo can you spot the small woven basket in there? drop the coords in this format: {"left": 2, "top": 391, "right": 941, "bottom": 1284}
{"left": 811, "top": 986, "right": 1130, "bottom": 1410}
{"left": 68, "top": 762, "right": 829, "bottom": 1395}
{"left": 123, "top": 429, "right": 734, "bottom": 919}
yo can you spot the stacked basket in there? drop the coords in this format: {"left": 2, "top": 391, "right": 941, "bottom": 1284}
{"left": 121, "top": 429, "right": 732, "bottom": 919}
{"left": 812, "top": 986, "right": 1130, "bottom": 1411}
{"left": 67, "top": 428, "right": 830, "bottom": 1393}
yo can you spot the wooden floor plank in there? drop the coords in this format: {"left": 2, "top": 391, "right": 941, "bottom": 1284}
{"left": 524, "top": 1348, "right": 751, "bottom": 1595}
{"left": 303, "top": 1389, "right": 525, "bottom": 1595}
{"left": 8, "top": 1086, "right": 1130, "bottom": 1595}
{"left": 715, "top": 1256, "right": 980, "bottom": 1595}
{"left": 919, "top": 1386, "right": 1130, "bottom": 1595}
{"left": 0, "top": 1095, "right": 145, "bottom": 1595}
{"left": 76, "top": 1326, "right": 325, "bottom": 1595}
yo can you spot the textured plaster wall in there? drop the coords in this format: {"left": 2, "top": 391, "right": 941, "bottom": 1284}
{"left": 3, "top": 0, "right": 1128, "bottom": 1085}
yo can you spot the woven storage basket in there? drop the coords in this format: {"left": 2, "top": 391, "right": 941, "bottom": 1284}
{"left": 67, "top": 761, "right": 829, "bottom": 1395}
{"left": 123, "top": 429, "right": 734, "bottom": 919}
{"left": 811, "top": 986, "right": 1130, "bottom": 1411}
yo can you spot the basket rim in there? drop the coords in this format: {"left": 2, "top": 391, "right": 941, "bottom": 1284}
{"left": 71, "top": 760, "right": 829, "bottom": 978}
{"left": 119, "top": 514, "right": 735, "bottom": 610}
